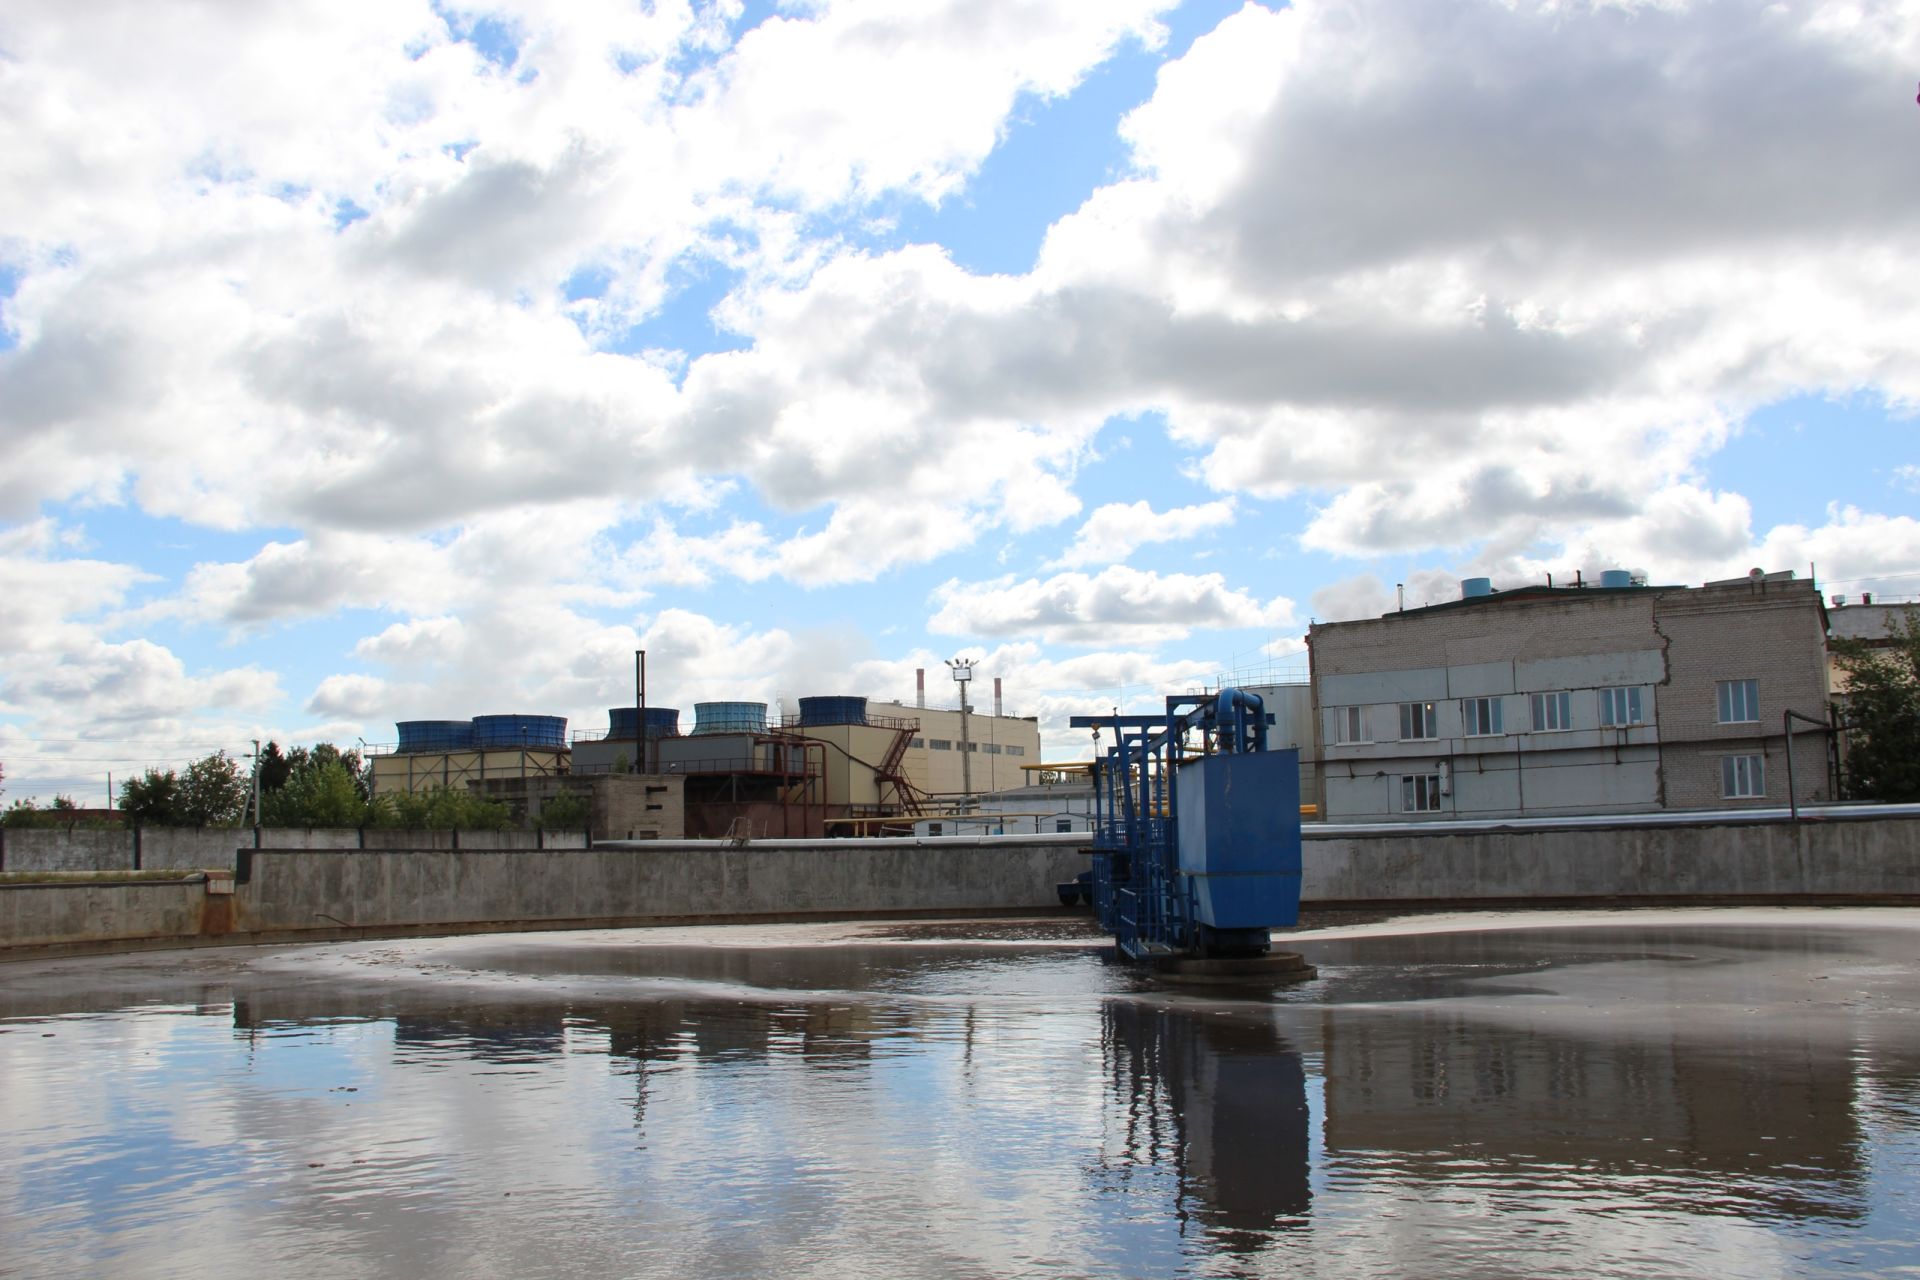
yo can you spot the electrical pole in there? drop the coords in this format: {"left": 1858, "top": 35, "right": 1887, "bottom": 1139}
{"left": 946, "top": 659, "right": 975, "bottom": 817}
{"left": 635, "top": 649, "right": 647, "bottom": 775}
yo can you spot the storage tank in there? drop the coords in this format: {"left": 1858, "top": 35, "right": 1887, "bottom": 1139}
{"left": 1599, "top": 569, "right": 1633, "bottom": 589}
{"left": 692, "top": 702, "right": 768, "bottom": 735}
{"left": 395, "top": 720, "right": 474, "bottom": 753}
{"left": 1461, "top": 577, "right": 1493, "bottom": 599}
{"left": 471, "top": 714, "right": 568, "bottom": 749}
{"left": 798, "top": 696, "right": 868, "bottom": 726}
{"left": 609, "top": 707, "right": 680, "bottom": 739}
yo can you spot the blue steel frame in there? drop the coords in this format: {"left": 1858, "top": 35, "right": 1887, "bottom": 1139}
{"left": 1071, "top": 690, "right": 1282, "bottom": 961}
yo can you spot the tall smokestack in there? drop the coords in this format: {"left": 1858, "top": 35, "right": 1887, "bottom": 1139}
{"left": 993, "top": 677, "right": 1003, "bottom": 718}
{"left": 915, "top": 668, "right": 925, "bottom": 708}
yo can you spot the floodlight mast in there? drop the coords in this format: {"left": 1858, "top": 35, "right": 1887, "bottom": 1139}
{"left": 945, "top": 659, "right": 976, "bottom": 815}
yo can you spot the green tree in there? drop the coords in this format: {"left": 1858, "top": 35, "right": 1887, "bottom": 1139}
{"left": 119, "top": 768, "right": 183, "bottom": 825}
{"left": 2, "top": 797, "right": 100, "bottom": 829}
{"left": 367, "top": 786, "right": 512, "bottom": 831}
{"left": 262, "top": 759, "right": 369, "bottom": 828}
{"left": 537, "top": 789, "right": 590, "bottom": 830}
{"left": 179, "top": 751, "right": 248, "bottom": 826}
{"left": 3, "top": 799, "right": 54, "bottom": 829}
{"left": 1832, "top": 606, "right": 1920, "bottom": 802}
{"left": 256, "top": 741, "right": 292, "bottom": 794}
{"left": 119, "top": 752, "right": 247, "bottom": 826}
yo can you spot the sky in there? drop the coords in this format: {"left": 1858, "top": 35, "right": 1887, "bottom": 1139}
{"left": 2, "top": 0, "right": 1919, "bottom": 804}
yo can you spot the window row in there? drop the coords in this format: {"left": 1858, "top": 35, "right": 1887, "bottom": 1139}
{"left": 922, "top": 740, "right": 1025, "bottom": 754}
{"left": 1398, "top": 753, "right": 1765, "bottom": 812}
{"left": 1347, "top": 688, "right": 1648, "bottom": 742}
{"left": 1341, "top": 680, "right": 1760, "bottom": 742}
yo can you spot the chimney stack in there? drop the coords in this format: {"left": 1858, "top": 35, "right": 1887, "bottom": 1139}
{"left": 993, "top": 677, "right": 1003, "bottom": 718}
{"left": 915, "top": 668, "right": 925, "bottom": 708}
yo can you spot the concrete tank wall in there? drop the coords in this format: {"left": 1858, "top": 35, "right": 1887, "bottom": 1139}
{"left": 0, "top": 827, "right": 590, "bottom": 873}
{"left": 1301, "top": 817, "right": 1920, "bottom": 903}
{"left": 0, "top": 877, "right": 214, "bottom": 949}
{"left": 1, "top": 829, "right": 133, "bottom": 873}
{"left": 230, "top": 838, "right": 1084, "bottom": 935}
{"left": 3, "top": 817, "right": 1916, "bottom": 956}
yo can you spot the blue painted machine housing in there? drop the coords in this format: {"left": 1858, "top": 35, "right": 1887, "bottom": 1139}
{"left": 1071, "top": 690, "right": 1306, "bottom": 961}
{"left": 1176, "top": 749, "right": 1303, "bottom": 930}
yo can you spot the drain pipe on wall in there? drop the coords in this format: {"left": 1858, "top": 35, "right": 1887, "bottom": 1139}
{"left": 1783, "top": 708, "right": 1830, "bottom": 822}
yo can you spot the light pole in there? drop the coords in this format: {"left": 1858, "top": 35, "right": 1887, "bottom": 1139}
{"left": 945, "top": 658, "right": 975, "bottom": 817}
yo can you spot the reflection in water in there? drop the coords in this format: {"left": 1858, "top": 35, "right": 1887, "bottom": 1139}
{"left": 3, "top": 919, "right": 1920, "bottom": 1278}
{"left": 1101, "top": 1002, "right": 1311, "bottom": 1260}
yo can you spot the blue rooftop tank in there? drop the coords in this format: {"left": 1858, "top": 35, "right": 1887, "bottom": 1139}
{"left": 798, "top": 696, "right": 868, "bottom": 727}
{"left": 395, "top": 720, "right": 474, "bottom": 753}
{"left": 1599, "top": 569, "right": 1633, "bottom": 589}
{"left": 609, "top": 707, "right": 680, "bottom": 739}
{"left": 693, "top": 702, "right": 768, "bottom": 735}
{"left": 471, "top": 714, "right": 568, "bottom": 750}
{"left": 1461, "top": 577, "right": 1494, "bottom": 598}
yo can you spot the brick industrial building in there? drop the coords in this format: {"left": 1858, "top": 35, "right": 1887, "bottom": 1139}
{"left": 1307, "top": 570, "right": 1833, "bottom": 821}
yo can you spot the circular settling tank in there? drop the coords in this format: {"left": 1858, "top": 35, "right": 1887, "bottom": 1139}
{"left": 5, "top": 910, "right": 1920, "bottom": 1279}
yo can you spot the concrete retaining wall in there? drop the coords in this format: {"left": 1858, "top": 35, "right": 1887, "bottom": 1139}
{"left": 1, "top": 829, "right": 132, "bottom": 873}
{"left": 1303, "top": 817, "right": 1920, "bottom": 904}
{"left": 232, "top": 839, "right": 1082, "bottom": 934}
{"left": 0, "top": 876, "right": 214, "bottom": 949}
{"left": 0, "top": 826, "right": 592, "bottom": 873}
{"left": 2, "top": 817, "right": 1915, "bottom": 956}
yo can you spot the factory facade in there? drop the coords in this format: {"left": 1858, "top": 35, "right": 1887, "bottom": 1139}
{"left": 1307, "top": 570, "right": 1833, "bottom": 821}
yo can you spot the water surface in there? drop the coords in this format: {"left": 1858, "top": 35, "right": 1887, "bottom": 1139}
{"left": 4, "top": 909, "right": 1918, "bottom": 1278}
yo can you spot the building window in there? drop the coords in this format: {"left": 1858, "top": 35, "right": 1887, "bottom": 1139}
{"left": 1401, "top": 774, "right": 1443, "bottom": 812}
{"left": 1007, "top": 746, "right": 1025, "bottom": 756}
{"left": 966, "top": 742, "right": 979, "bottom": 751}
{"left": 1721, "top": 754, "right": 1765, "bottom": 798}
{"left": 1717, "top": 679, "right": 1759, "bottom": 724}
{"left": 1055, "top": 818, "right": 1073, "bottom": 833}
{"left": 1461, "top": 697, "right": 1503, "bottom": 737}
{"left": 1399, "top": 702, "right": 1437, "bottom": 740}
{"left": 910, "top": 737, "right": 925, "bottom": 748}
{"left": 1599, "top": 687, "right": 1644, "bottom": 727}
{"left": 1335, "top": 706, "right": 1368, "bottom": 743}
{"left": 1530, "top": 691, "right": 1572, "bottom": 732}
{"left": 984, "top": 744, "right": 1002, "bottom": 754}
{"left": 929, "top": 739, "right": 952, "bottom": 751}
{"left": 927, "top": 822, "right": 944, "bottom": 835}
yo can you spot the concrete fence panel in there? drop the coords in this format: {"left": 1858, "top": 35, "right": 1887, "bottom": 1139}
{"left": 1, "top": 829, "right": 132, "bottom": 873}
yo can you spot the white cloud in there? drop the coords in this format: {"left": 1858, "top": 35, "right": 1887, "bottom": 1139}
{"left": 7, "top": 0, "right": 1920, "bottom": 775}
{"left": 1309, "top": 574, "right": 1395, "bottom": 624}
{"left": 929, "top": 565, "right": 1295, "bottom": 645}
{"left": 304, "top": 674, "right": 393, "bottom": 720}
{"left": 1053, "top": 499, "right": 1235, "bottom": 567}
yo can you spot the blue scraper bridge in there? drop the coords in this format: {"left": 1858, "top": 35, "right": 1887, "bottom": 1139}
{"left": 1071, "top": 691, "right": 1313, "bottom": 980}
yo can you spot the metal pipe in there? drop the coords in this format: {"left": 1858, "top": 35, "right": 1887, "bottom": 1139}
{"left": 1783, "top": 708, "right": 1829, "bottom": 822}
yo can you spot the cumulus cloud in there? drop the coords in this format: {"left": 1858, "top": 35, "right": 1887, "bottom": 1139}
{"left": 7, "top": 0, "right": 1920, "bottom": 777}
{"left": 1053, "top": 499, "right": 1235, "bottom": 567}
{"left": 305, "top": 674, "right": 392, "bottom": 720}
{"left": 1310, "top": 574, "right": 1395, "bottom": 624}
{"left": 929, "top": 565, "right": 1295, "bottom": 645}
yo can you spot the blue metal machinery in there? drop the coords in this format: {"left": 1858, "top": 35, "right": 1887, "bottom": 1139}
{"left": 1069, "top": 690, "right": 1305, "bottom": 966}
